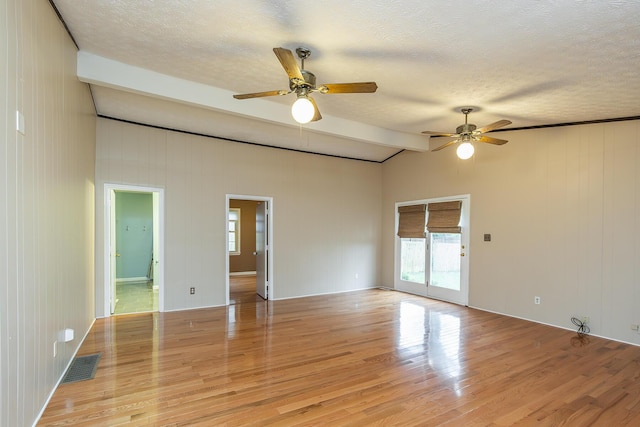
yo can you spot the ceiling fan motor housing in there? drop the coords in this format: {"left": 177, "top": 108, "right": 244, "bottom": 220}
{"left": 456, "top": 123, "right": 477, "bottom": 134}
{"left": 290, "top": 69, "right": 316, "bottom": 92}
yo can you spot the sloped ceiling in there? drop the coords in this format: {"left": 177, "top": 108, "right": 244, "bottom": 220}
{"left": 52, "top": 0, "right": 640, "bottom": 162}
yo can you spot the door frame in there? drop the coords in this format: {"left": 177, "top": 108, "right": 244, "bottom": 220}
{"left": 394, "top": 194, "right": 470, "bottom": 306}
{"left": 103, "top": 183, "right": 165, "bottom": 316}
{"left": 226, "top": 194, "right": 274, "bottom": 304}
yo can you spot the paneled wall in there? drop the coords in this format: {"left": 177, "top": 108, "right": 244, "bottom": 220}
{"left": 382, "top": 120, "right": 640, "bottom": 345}
{"left": 95, "top": 118, "right": 382, "bottom": 316}
{"left": 0, "top": 1, "right": 96, "bottom": 426}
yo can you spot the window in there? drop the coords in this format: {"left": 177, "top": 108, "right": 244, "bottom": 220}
{"left": 229, "top": 208, "right": 241, "bottom": 255}
{"left": 398, "top": 200, "right": 462, "bottom": 286}
{"left": 397, "top": 204, "right": 427, "bottom": 283}
{"left": 429, "top": 232, "right": 461, "bottom": 290}
{"left": 400, "top": 238, "right": 426, "bottom": 283}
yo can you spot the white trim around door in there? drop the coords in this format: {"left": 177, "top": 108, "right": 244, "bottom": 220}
{"left": 103, "top": 183, "right": 165, "bottom": 316}
{"left": 226, "top": 194, "right": 274, "bottom": 304}
{"left": 394, "top": 194, "right": 470, "bottom": 306}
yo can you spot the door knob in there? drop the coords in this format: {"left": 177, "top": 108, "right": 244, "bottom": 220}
{"left": 460, "top": 253, "right": 465, "bottom": 257}
{"left": 115, "top": 252, "right": 121, "bottom": 257}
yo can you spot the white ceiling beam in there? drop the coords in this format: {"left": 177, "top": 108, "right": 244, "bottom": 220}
{"left": 77, "top": 51, "right": 428, "bottom": 152}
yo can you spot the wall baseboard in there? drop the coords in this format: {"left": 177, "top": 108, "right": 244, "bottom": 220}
{"left": 229, "top": 271, "right": 256, "bottom": 276}
{"left": 116, "top": 277, "right": 149, "bottom": 283}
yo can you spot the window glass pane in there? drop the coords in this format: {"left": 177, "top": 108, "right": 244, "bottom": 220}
{"left": 229, "top": 233, "right": 236, "bottom": 252}
{"left": 400, "top": 238, "right": 426, "bottom": 284}
{"left": 228, "top": 208, "right": 241, "bottom": 254}
{"left": 429, "top": 233, "right": 461, "bottom": 290}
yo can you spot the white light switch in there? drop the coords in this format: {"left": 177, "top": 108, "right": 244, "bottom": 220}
{"left": 16, "top": 111, "right": 25, "bottom": 135}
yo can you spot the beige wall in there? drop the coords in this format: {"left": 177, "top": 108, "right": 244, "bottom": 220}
{"left": 229, "top": 199, "right": 258, "bottom": 273}
{"left": 95, "top": 118, "right": 382, "bottom": 315}
{"left": 7, "top": 7, "right": 638, "bottom": 426}
{"left": 382, "top": 120, "right": 640, "bottom": 345}
{"left": 0, "top": 1, "right": 96, "bottom": 426}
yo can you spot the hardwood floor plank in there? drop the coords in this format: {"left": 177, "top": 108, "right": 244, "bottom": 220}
{"left": 38, "top": 289, "right": 640, "bottom": 426}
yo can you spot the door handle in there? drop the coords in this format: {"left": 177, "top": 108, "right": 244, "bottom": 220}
{"left": 115, "top": 252, "right": 121, "bottom": 257}
{"left": 460, "top": 253, "right": 465, "bottom": 257}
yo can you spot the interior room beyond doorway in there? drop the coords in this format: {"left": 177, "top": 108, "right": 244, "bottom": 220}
{"left": 229, "top": 199, "right": 263, "bottom": 304}
{"left": 114, "top": 190, "right": 158, "bottom": 314}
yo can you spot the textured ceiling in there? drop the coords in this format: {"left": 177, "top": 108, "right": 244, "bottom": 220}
{"left": 52, "top": 0, "right": 640, "bottom": 162}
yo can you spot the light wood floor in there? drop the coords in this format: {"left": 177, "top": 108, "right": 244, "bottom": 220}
{"left": 39, "top": 289, "right": 640, "bottom": 426}
{"left": 229, "top": 275, "right": 264, "bottom": 305}
{"left": 114, "top": 280, "right": 158, "bottom": 315}
{"left": 112, "top": 275, "right": 256, "bottom": 316}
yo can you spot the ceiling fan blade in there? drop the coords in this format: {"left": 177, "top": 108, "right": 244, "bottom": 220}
{"left": 309, "top": 96, "right": 322, "bottom": 122}
{"left": 477, "top": 135, "right": 509, "bottom": 145}
{"left": 273, "top": 47, "right": 304, "bottom": 81}
{"left": 421, "top": 130, "right": 458, "bottom": 137}
{"left": 320, "top": 82, "right": 378, "bottom": 94}
{"left": 476, "top": 119, "right": 512, "bottom": 134}
{"left": 233, "top": 90, "right": 288, "bottom": 100}
{"left": 431, "top": 139, "right": 458, "bottom": 152}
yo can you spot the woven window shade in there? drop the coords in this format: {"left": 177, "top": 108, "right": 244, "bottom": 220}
{"left": 397, "top": 204, "right": 427, "bottom": 238}
{"left": 427, "top": 201, "right": 462, "bottom": 233}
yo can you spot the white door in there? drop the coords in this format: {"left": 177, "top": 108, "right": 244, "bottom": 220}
{"left": 255, "top": 201, "right": 268, "bottom": 299}
{"left": 396, "top": 195, "right": 469, "bottom": 306}
{"left": 109, "top": 189, "right": 117, "bottom": 314}
{"left": 152, "top": 192, "right": 160, "bottom": 287}
{"left": 426, "top": 231, "right": 468, "bottom": 305}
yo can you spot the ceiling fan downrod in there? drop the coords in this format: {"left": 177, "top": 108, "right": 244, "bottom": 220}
{"left": 457, "top": 108, "right": 477, "bottom": 134}
{"left": 296, "top": 47, "right": 311, "bottom": 70}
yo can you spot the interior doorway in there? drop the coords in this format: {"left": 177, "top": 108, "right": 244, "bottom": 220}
{"left": 226, "top": 195, "right": 273, "bottom": 304}
{"left": 104, "top": 184, "right": 164, "bottom": 316}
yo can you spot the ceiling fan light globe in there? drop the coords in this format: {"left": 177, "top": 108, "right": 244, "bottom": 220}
{"left": 291, "top": 97, "right": 315, "bottom": 124}
{"left": 456, "top": 142, "right": 475, "bottom": 159}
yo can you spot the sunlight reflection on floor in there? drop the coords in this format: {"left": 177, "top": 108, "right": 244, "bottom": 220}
{"left": 399, "top": 301, "right": 463, "bottom": 394}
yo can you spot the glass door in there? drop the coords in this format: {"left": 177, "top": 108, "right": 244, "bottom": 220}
{"left": 395, "top": 195, "right": 469, "bottom": 306}
{"left": 426, "top": 232, "right": 466, "bottom": 304}
{"left": 400, "top": 238, "right": 427, "bottom": 285}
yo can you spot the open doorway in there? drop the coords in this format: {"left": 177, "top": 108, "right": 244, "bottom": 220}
{"left": 104, "top": 184, "right": 164, "bottom": 316}
{"left": 226, "top": 195, "right": 273, "bottom": 305}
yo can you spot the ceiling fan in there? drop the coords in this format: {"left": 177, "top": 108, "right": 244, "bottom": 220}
{"left": 422, "top": 108, "right": 512, "bottom": 159}
{"left": 233, "top": 47, "right": 378, "bottom": 124}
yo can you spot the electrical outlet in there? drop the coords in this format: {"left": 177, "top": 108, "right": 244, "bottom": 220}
{"left": 534, "top": 296, "right": 541, "bottom": 305}
{"left": 53, "top": 341, "right": 57, "bottom": 358}
{"left": 190, "top": 287, "right": 195, "bottom": 295}
{"left": 631, "top": 324, "right": 640, "bottom": 332}
{"left": 581, "top": 317, "right": 590, "bottom": 324}
{"left": 355, "top": 273, "right": 359, "bottom": 279}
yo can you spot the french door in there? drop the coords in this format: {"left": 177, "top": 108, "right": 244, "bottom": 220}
{"left": 395, "top": 195, "right": 469, "bottom": 306}
{"left": 425, "top": 232, "right": 466, "bottom": 303}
